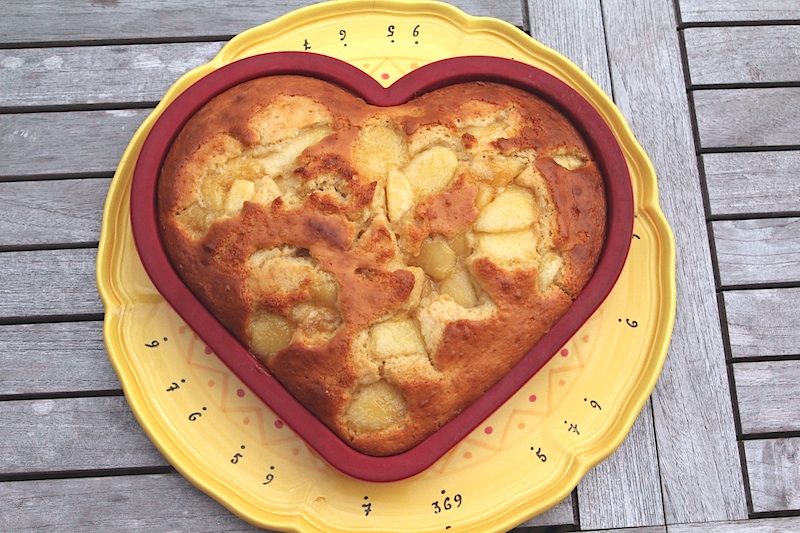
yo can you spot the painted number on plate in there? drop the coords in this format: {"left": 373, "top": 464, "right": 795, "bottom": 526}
{"left": 432, "top": 490, "right": 462, "bottom": 514}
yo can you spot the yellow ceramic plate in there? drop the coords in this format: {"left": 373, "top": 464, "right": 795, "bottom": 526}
{"left": 97, "top": 1, "right": 675, "bottom": 531}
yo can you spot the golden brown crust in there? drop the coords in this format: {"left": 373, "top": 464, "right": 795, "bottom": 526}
{"left": 157, "top": 75, "right": 607, "bottom": 456}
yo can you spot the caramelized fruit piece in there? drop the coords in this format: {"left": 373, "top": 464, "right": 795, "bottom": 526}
{"left": 474, "top": 186, "right": 536, "bottom": 233}
{"left": 386, "top": 168, "right": 415, "bottom": 222}
{"left": 447, "top": 232, "right": 473, "bottom": 258}
{"left": 537, "top": 251, "right": 564, "bottom": 293}
{"left": 224, "top": 179, "right": 255, "bottom": 216}
{"left": 477, "top": 229, "right": 539, "bottom": 265}
{"left": 368, "top": 319, "right": 427, "bottom": 359}
{"left": 255, "top": 125, "right": 332, "bottom": 175}
{"left": 249, "top": 311, "right": 294, "bottom": 358}
{"left": 354, "top": 123, "right": 409, "bottom": 179}
{"left": 345, "top": 379, "right": 407, "bottom": 433}
{"left": 411, "top": 236, "right": 457, "bottom": 281}
{"left": 550, "top": 147, "right": 588, "bottom": 170}
{"left": 309, "top": 271, "right": 339, "bottom": 307}
{"left": 403, "top": 146, "right": 459, "bottom": 196}
{"left": 249, "top": 95, "right": 332, "bottom": 145}
{"left": 439, "top": 268, "right": 479, "bottom": 308}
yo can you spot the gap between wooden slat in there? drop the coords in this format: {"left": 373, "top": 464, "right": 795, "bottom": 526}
{"left": 679, "top": 20, "right": 800, "bottom": 28}
{"left": 0, "top": 35, "right": 237, "bottom": 50}
{"left": 0, "top": 465, "right": 174, "bottom": 483}
{"left": 0, "top": 390, "right": 124, "bottom": 403}
{"left": 0, "top": 314, "right": 106, "bottom": 327}
{"left": 0, "top": 102, "right": 160, "bottom": 115}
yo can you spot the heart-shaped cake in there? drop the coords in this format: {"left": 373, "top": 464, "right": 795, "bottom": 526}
{"left": 132, "top": 53, "right": 632, "bottom": 475}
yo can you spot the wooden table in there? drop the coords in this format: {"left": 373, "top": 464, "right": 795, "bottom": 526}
{"left": 2, "top": 1, "right": 798, "bottom": 531}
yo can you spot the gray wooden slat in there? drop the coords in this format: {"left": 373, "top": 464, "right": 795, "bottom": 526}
{"left": 670, "top": 517, "right": 800, "bottom": 533}
{"left": 0, "top": 178, "right": 110, "bottom": 247}
{"left": 679, "top": 0, "right": 800, "bottom": 22}
{"left": 704, "top": 151, "right": 800, "bottom": 216}
{"left": 575, "top": 528, "right": 665, "bottom": 533}
{"left": 723, "top": 288, "right": 800, "bottom": 358}
{"left": 0, "top": 43, "right": 224, "bottom": 109}
{"left": 694, "top": 88, "right": 800, "bottom": 149}
{"left": 0, "top": 473, "right": 268, "bottom": 533}
{"left": 744, "top": 438, "right": 800, "bottom": 513}
{"left": 713, "top": 218, "right": 800, "bottom": 287}
{"left": 0, "top": 1, "right": 309, "bottom": 44}
{"left": 577, "top": 402, "right": 664, "bottom": 529}
{"left": 0, "top": 248, "right": 103, "bottom": 320}
{"left": 0, "top": 0, "right": 524, "bottom": 45}
{"left": 0, "top": 321, "right": 119, "bottom": 396}
{"left": 0, "top": 110, "right": 148, "bottom": 179}
{"left": 684, "top": 26, "right": 800, "bottom": 86}
{"left": 525, "top": 0, "right": 612, "bottom": 95}
{"left": 0, "top": 396, "right": 168, "bottom": 474}
{"left": 525, "top": 1, "right": 663, "bottom": 528}
{"left": 517, "top": 496, "right": 575, "bottom": 528}
{"left": 734, "top": 360, "right": 800, "bottom": 434}
{"left": 601, "top": 0, "right": 748, "bottom": 524}
{"left": 0, "top": 472, "right": 568, "bottom": 533}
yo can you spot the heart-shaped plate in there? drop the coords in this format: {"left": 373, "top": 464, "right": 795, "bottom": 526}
{"left": 129, "top": 51, "right": 633, "bottom": 481}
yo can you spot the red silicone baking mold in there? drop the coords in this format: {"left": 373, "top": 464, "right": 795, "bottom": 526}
{"left": 130, "top": 51, "right": 633, "bottom": 482}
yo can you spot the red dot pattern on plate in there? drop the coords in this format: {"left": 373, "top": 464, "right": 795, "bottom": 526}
{"left": 292, "top": 448, "right": 300, "bottom": 456}
{"left": 561, "top": 348, "right": 569, "bottom": 357}
{"left": 243, "top": 417, "right": 250, "bottom": 425}
{"left": 484, "top": 426, "right": 493, "bottom": 435}
{"left": 464, "top": 451, "right": 473, "bottom": 459}
{"left": 274, "top": 420, "right": 284, "bottom": 429}
{"left": 208, "top": 379, "right": 215, "bottom": 387}
{"left": 381, "top": 73, "right": 390, "bottom": 80}
{"left": 204, "top": 346, "right": 213, "bottom": 355}
{"left": 236, "top": 388, "right": 245, "bottom": 398}
{"left": 529, "top": 394, "right": 537, "bottom": 402}
{"left": 518, "top": 423, "right": 525, "bottom": 430}
{"left": 559, "top": 379, "right": 566, "bottom": 386}
{"left": 582, "top": 334, "right": 590, "bottom": 342}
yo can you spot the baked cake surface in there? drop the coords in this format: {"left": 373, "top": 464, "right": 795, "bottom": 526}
{"left": 157, "top": 75, "right": 607, "bottom": 456}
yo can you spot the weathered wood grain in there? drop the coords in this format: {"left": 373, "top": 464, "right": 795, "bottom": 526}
{"left": 517, "top": 495, "right": 575, "bottom": 528}
{"left": 0, "top": 473, "right": 268, "bottom": 532}
{"left": 0, "top": 248, "right": 103, "bottom": 320}
{"left": 0, "top": 0, "right": 524, "bottom": 45}
{"left": 0, "top": 43, "right": 224, "bottom": 109}
{"left": 0, "top": 396, "right": 169, "bottom": 474}
{"left": 734, "top": 360, "right": 800, "bottom": 434}
{"left": 679, "top": 0, "right": 800, "bottom": 22}
{"left": 584, "top": 526, "right": 672, "bottom": 533}
{"left": 684, "top": 26, "right": 800, "bottom": 86}
{"left": 602, "top": 0, "right": 748, "bottom": 524}
{"left": 0, "top": 110, "right": 148, "bottom": 179}
{"left": 0, "top": 471, "right": 570, "bottom": 532}
{"left": 670, "top": 517, "right": 800, "bottom": 532}
{"left": 723, "top": 288, "right": 800, "bottom": 358}
{"left": 713, "top": 218, "right": 800, "bottom": 287}
{"left": 525, "top": 2, "right": 663, "bottom": 528}
{"left": 694, "top": 88, "right": 800, "bottom": 149}
{"left": 525, "top": 0, "right": 612, "bottom": 95}
{"left": 0, "top": 178, "right": 110, "bottom": 247}
{"left": 0, "top": 321, "right": 119, "bottom": 396}
{"left": 703, "top": 151, "right": 800, "bottom": 216}
{"left": 577, "top": 402, "right": 664, "bottom": 529}
{"left": 744, "top": 437, "right": 800, "bottom": 513}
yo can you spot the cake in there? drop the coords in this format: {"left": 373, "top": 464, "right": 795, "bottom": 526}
{"left": 156, "top": 74, "right": 607, "bottom": 456}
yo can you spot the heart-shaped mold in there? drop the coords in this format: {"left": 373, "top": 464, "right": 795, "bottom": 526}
{"left": 130, "top": 52, "right": 633, "bottom": 481}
